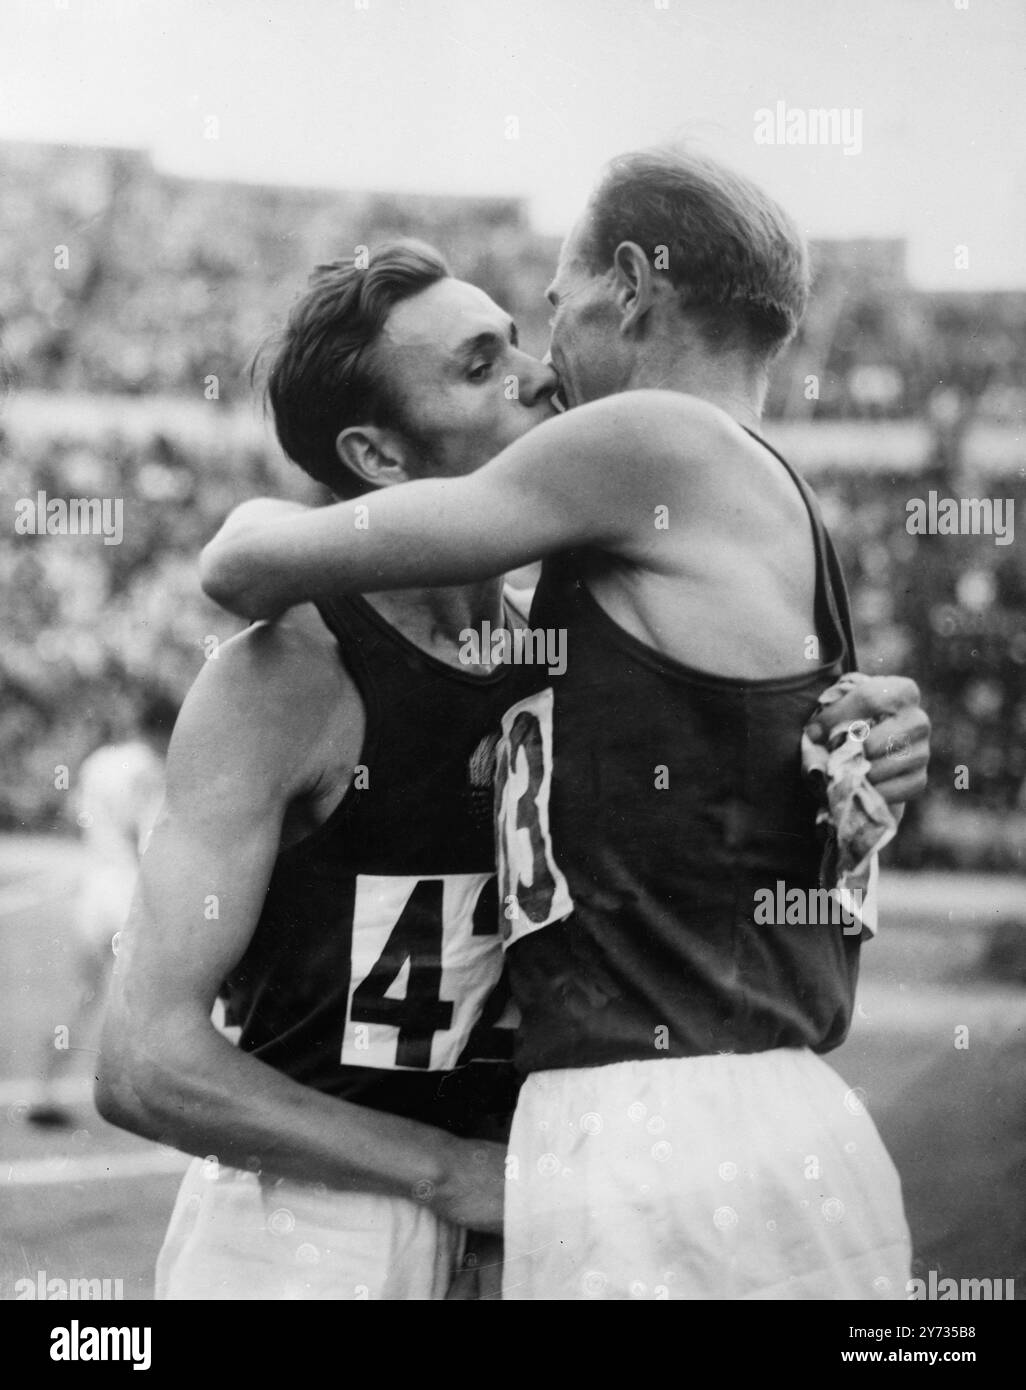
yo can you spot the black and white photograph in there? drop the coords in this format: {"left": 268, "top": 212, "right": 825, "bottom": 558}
{"left": 0, "top": 0, "right": 1023, "bottom": 1349}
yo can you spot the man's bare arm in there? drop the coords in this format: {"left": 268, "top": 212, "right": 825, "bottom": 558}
{"left": 95, "top": 619, "right": 505, "bottom": 1231}
{"left": 199, "top": 392, "right": 690, "bottom": 619}
{"left": 200, "top": 396, "right": 931, "bottom": 807}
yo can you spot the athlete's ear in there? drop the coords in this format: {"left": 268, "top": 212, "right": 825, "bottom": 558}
{"left": 611, "top": 240, "right": 657, "bottom": 335}
{"left": 335, "top": 425, "right": 414, "bottom": 490}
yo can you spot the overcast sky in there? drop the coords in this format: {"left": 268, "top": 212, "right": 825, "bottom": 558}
{"left": 2, "top": 0, "right": 1024, "bottom": 288}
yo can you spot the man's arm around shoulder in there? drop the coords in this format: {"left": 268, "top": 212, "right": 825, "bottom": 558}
{"left": 198, "top": 392, "right": 721, "bottom": 617}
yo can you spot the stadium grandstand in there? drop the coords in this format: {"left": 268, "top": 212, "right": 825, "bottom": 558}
{"left": 1, "top": 138, "right": 1024, "bottom": 865}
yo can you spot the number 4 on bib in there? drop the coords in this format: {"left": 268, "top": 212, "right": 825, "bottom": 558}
{"left": 342, "top": 873, "right": 504, "bottom": 1071}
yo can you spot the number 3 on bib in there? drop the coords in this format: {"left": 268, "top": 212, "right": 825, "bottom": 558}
{"left": 494, "top": 687, "right": 573, "bottom": 947}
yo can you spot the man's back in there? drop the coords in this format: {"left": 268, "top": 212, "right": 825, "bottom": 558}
{"left": 566, "top": 395, "right": 822, "bottom": 680}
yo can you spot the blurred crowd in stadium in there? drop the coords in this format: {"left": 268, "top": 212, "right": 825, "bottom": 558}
{"left": 1, "top": 140, "right": 1024, "bottom": 866}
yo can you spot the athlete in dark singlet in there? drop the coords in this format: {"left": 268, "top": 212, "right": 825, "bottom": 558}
{"left": 223, "top": 588, "right": 530, "bottom": 1130}
{"left": 96, "top": 243, "right": 558, "bottom": 1300}
{"left": 498, "top": 432, "right": 862, "bottom": 1075}
{"left": 200, "top": 150, "right": 931, "bottom": 1300}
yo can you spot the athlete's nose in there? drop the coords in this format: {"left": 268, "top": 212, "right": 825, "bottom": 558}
{"left": 515, "top": 350, "right": 560, "bottom": 407}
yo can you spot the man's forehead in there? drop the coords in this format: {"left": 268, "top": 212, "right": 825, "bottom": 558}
{"left": 382, "top": 277, "right": 510, "bottom": 351}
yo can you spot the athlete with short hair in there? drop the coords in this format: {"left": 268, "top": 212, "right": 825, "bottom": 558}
{"left": 96, "top": 240, "right": 560, "bottom": 1300}
{"left": 202, "top": 148, "right": 931, "bottom": 1300}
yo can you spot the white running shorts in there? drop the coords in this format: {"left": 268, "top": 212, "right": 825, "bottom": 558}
{"left": 157, "top": 1158, "right": 464, "bottom": 1300}
{"left": 502, "top": 1047, "right": 911, "bottom": 1300}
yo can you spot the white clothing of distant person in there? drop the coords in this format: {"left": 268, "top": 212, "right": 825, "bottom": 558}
{"left": 73, "top": 740, "right": 165, "bottom": 949}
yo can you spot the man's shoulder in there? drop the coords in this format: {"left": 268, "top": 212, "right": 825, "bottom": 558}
{"left": 574, "top": 388, "right": 732, "bottom": 428}
{"left": 211, "top": 603, "right": 346, "bottom": 688}
{"left": 565, "top": 390, "right": 741, "bottom": 471}
{"left": 174, "top": 603, "right": 360, "bottom": 766}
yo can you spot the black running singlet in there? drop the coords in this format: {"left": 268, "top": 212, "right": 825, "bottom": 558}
{"left": 494, "top": 431, "right": 864, "bottom": 1073}
{"left": 222, "top": 594, "right": 540, "bottom": 1139}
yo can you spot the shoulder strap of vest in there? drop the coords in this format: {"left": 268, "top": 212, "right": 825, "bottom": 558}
{"left": 311, "top": 594, "right": 387, "bottom": 729}
{"left": 743, "top": 427, "right": 858, "bottom": 671}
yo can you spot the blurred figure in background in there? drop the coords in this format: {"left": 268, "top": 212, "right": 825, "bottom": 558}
{"left": 27, "top": 695, "right": 174, "bottom": 1126}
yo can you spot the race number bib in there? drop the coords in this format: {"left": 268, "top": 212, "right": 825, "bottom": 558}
{"left": 340, "top": 872, "right": 505, "bottom": 1071}
{"left": 494, "top": 687, "right": 573, "bottom": 948}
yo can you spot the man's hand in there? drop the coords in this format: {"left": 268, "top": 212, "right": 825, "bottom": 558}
{"left": 804, "top": 673, "right": 930, "bottom": 808}
{"left": 433, "top": 1139, "right": 507, "bottom": 1235}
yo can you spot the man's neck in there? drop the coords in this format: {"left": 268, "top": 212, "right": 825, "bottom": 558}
{"left": 623, "top": 344, "right": 766, "bottom": 432}
{"left": 363, "top": 578, "right": 507, "bottom": 670}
